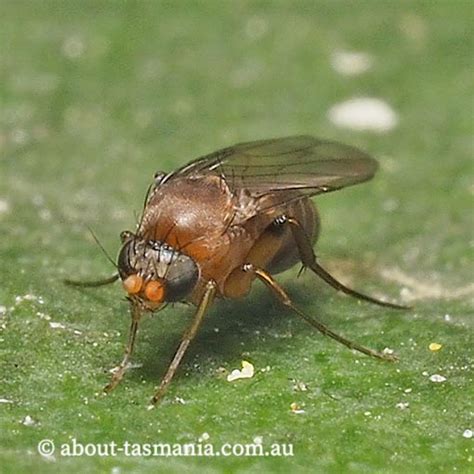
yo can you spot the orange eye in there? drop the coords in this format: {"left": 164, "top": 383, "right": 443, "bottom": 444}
{"left": 123, "top": 274, "right": 143, "bottom": 295}
{"left": 144, "top": 280, "right": 165, "bottom": 303}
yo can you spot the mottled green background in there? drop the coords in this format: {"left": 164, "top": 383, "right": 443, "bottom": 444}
{"left": 1, "top": 1, "right": 473, "bottom": 473}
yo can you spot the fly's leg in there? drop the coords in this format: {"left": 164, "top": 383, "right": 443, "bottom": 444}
{"left": 64, "top": 274, "right": 119, "bottom": 288}
{"left": 285, "top": 217, "right": 409, "bottom": 310}
{"left": 104, "top": 302, "right": 142, "bottom": 393}
{"left": 243, "top": 264, "right": 398, "bottom": 361}
{"left": 150, "top": 281, "right": 217, "bottom": 407}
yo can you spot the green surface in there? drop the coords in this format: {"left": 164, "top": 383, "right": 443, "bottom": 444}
{"left": 1, "top": 1, "right": 473, "bottom": 473}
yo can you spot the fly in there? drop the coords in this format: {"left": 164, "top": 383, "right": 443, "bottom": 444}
{"left": 66, "top": 135, "right": 409, "bottom": 406}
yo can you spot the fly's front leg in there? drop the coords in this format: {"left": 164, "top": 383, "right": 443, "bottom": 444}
{"left": 285, "top": 216, "right": 409, "bottom": 310}
{"left": 243, "top": 264, "right": 398, "bottom": 361}
{"left": 149, "top": 281, "right": 217, "bottom": 407}
{"left": 104, "top": 301, "right": 142, "bottom": 394}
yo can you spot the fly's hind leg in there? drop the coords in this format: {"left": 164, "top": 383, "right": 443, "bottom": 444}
{"left": 104, "top": 301, "right": 142, "bottom": 394}
{"left": 64, "top": 274, "right": 119, "bottom": 288}
{"left": 149, "top": 281, "right": 217, "bottom": 407}
{"left": 243, "top": 264, "right": 397, "bottom": 361}
{"left": 285, "top": 217, "right": 409, "bottom": 310}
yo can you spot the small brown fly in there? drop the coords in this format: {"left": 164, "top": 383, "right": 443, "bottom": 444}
{"left": 66, "top": 136, "right": 408, "bottom": 406}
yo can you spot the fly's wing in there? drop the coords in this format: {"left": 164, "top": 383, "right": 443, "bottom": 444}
{"left": 165, "top": 135, "right": 378, "bottom": 215}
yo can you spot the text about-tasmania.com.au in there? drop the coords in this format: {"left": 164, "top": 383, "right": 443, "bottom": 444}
{"left": 37, "top": 438, "right": 294, "bottom": 458}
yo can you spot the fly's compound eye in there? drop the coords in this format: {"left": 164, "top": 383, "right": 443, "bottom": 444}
{"left": 144, "top": 280, "right": 165, "bottom": 303}
{"left": 117, "top": 238, "right": 136, "bottom": 277}
{"left": 165, "top": 256, "right": 199, "bottom": 302}
{"left": 123, "top": 274, "right": 143, "bottom": 295}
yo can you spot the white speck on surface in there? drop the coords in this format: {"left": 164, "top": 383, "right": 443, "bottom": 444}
{"left": 399, "top": 13, "right": 428, "bottom": 46}
{"left": 216, "top": 366, "right": 227, "bottom": 376}
{"left": 36, "top": 312, "right": 51, "bottom": 321}
{"left": 227, "top": 360, "right": 255, "bottom": 382}
{"left": 400, "top": 287, "right": 412, "bottom": 301}
{"left": 404, "top": 388, "right": 413, "bottom": 394}
{"left": 444, "top": 314, "right": 452, "bottom": 322}
{"left": 253, "top": 436, "right": 263, "bottom": 444}
{"left": 32, "top": 195, "right": 45, "bottom": 207}
{"left": 364, "top": 411, "right": 372, "bottom": 416}
{"left": 463, "top": 429, "right": 473, "bottom": 439}
{"left": 62, "top": 35, "right": 85, "bottom": 58}
{"left": 127, "top": 362, "right": 143, "bottom": 370}
{"left": 140, "top": 57, "right": 163, "bottom": 80}
{"left": 230, "top": 59, "right": 264, "bottom": 88}
{"left": 396, "top": 402, "right": 410, "bottom": 410}
{"left": 429, "top": 374, "right": 447, "bottom": 383}
{"left": 49, "top": 322, "right": 66, "bottom": 330}
{"left": 328, "top": 97, "right": 398, "bottom": 132}
{"left": 39, "top": 208, "right": 52, "bottom": 221}
{"left": 109, "top": 362, "right": 142, "bottom": 374}
{"left": 21, "top": 415, "right": 37, "bottom": 426}
{"left": 174, "top": 397, "right": 186, "bottom": 405}
{"left": 422, "top": 371, "right": 429, "bottom": 376}
{"left": 172, "top": 97, "right": 194, "bottom": 117}
{"left": 0, "top": 305, "right": 7, "bottom": 315}
{"left": 198, "top": 432, "right": 210, "bottom": 442}
{"left": 382, "top": 347, "right": 394, "bottom": 356}
{"left": 0, "top": 199, "right": 10, "bottom": 215}
{"left": 330, "top": 50, "right": 373, "bottom": 76}
{"left": 293, "top": 381, "right": 309, "bottom": 392}
{"left": 383, "top": 198, "right": 399, "bottom": 212}
{"left": 245, "top": 16, "right": 268, "bottom": 40}
{"left": 0, "top": 398, "right": 13, "bottom": 404}
{"left": 16, "top": 295, "right": 29, "bottom": 304}
{"left": 111, "top": 467, "right": 121, "bottom": 474}
{"left": 11, "top": 128, "right": 29, "bottom": 145}
{"left": 15, "top": 294, "right": 44, "bottom": 305}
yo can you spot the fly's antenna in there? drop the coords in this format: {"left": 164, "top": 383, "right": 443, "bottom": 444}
{"left": 151, "top": 257, "right": 160, "bottom": 280}
{"left": 137, "top": 181, "right": 155, "bottom": 231}
{"left": 143, "top": 181, "right": 154, "bottom": 209}
{"left": 230, "top": 166, "right": 236, "bottom": 193}
{"left": 163, "top": 245, "right": 176, "bottom": 281}
{"left": 86, "top": 225, "right": 118, "bottom": 269}
{"left": 163, "top": 220, "right": 177, "bottom": 243}
{"left": 133, "top": 210, "right": 141, "bottom": 230}
{"left": 177, "top": 234, "right": 206, "bottom": 253}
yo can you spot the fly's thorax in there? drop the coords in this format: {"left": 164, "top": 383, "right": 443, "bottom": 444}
{"left": 139, "top": 175, "right": 235, "bottom": 240}
{"left": 117, "top": 234, "right": 199, "bottom": 304}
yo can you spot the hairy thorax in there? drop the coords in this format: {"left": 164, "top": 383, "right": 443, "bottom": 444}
{"left": 138, "top": 176, "right": 258, "bottom": 297}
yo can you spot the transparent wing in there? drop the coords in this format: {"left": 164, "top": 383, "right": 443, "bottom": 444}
{"left": 165, "top": 135, "right": 378, "bottom": 212}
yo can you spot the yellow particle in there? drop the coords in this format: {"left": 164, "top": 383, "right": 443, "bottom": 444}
{"left": 290, "top": 402, "right": 305, "bottom": 414}
{"left": 226, "top": 360, "right": 255, "bottom": 382}
{"left": 429, "top": 342, "right": 442, "bottom": 352}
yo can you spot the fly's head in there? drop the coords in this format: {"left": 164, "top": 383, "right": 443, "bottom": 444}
{"left": 117, "top": 230, "right": 199, "bottom": 310}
